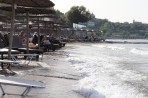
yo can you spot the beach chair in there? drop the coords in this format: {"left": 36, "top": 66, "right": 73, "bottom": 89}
{"left": 0, "top": 75, "right": 45, "bottom": 97}
{"left": 11, "top": 54, "right": 39, "bottom": 66}
{"left": 12, "top": 35, "right": 24, "bottom": 49}
{"left": 12, "top": 35, "right": 44, "bottom": 60}
{"left": 17, "top": 48, "right": 43, "bottom": 61}
{"left": 0, "top": 59, "right": 20, "bottom": 64}
{"left": 0, "top": 59, "right": 21, "bottom": 69}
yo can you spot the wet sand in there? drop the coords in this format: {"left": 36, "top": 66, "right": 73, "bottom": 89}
{"left": 0, "top": 44, "right": 85, "bottom": 98}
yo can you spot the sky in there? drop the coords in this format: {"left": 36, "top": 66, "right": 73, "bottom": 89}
{"left": 53, "top": 0, "right": 148, "bottom": 23}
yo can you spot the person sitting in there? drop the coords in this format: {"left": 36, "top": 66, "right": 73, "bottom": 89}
{"left": 32, "top": 32, "right": 38, "bottom": 45}
{"left": 42, "top": 36, "right": 51, "bottom": 52}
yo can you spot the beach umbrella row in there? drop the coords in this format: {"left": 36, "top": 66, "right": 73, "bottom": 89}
{"left": 0, "top": 0, "right": 54, "bottom": 7}
{"left": 0, "top": 6, "right": 56, "bottom": 53}
{"left": 0, "top": 0, "right": 55, "bottom": 58}
{"left": 0, "top": 6, "right": 56, "bottom": 14}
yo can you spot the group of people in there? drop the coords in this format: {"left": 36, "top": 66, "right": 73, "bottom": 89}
{"left": 19, "top": 31, "right": 61, "bottom": 51}
{"left": 19, "top": 31, "right": 38, "bottom": 45}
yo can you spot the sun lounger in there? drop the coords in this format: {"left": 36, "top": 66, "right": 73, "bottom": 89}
{"left": 11, "top": 54, "right": 38, "bottom": 66}
{"left": 11, "top": 35, "right": 44, "bottom": 60}
{"left": 0, "top": 60, "right": 20, "bottom": 64}
{"left": 0, "top": 75, "right": 45, "bottom": 97}
{"left": 0, "top": 60, "right": 21, "bottom": 69}
{"left": 17, "top": 48, "right": 44, "bottom": 61}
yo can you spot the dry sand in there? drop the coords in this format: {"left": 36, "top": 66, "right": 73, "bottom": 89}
{"left": 0, "top": 45, "right": 85, "bottom": 98}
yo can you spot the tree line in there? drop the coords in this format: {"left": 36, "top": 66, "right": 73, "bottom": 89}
{"left": 98, "top": 20, "right": 148, "bottom": 39}
{"left": 55, "top": 6, "right": 148, "bottom": 39}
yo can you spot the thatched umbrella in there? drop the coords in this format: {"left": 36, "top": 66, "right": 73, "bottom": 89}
{"left": 0, "top": 0, "right": 55, "bottom": 59}
{"left": 0, "top": 0, "right": 54, "bottom": 8}
{"left": 0, "top": 6, "right": 56, "bottom": 14}
{"left": 0, "top": 6, "right": 56, "bottom": 54}
{"left": 0, "top": 15, "right": 10, "bottom": 22}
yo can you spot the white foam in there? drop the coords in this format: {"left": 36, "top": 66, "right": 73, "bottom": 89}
{"left": 66, "top": 44, "right": 148, "bottom": 98}
{"left": 73, "top": 87, "right": 105, "bottom": 98}
{"left": 93, "top": 44, "right": 125, "bottom": 50}
{"left": 130, "top": 48, "right": 148, "bottom": 55}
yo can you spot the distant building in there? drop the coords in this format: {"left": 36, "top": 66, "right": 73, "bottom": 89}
{"left": 73, "top": 23, "right": 86, "bottom": 29}
{"left": 72, "top": 18, "right": 101, "bottom": 35}
{"left": 77, "top": 18, "right": 101, "bottom": 28}
{"left": 87, "top": 21, "right": 95, "bottom": 27}
{"left": 133, "top": 20, "right": 142, "bottom": 24}
{"left": 87, "top": 18, "right": 101, "bottom": 28}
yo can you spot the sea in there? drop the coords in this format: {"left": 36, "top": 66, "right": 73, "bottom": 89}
{"left": 64, "top": 39, "right": 148, "bottom": 98}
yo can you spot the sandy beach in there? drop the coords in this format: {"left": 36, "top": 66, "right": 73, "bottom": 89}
{"left": 0, "top": 44, "right": 85, "bottom": 98}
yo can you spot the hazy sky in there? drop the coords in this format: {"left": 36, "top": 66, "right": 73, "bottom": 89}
{"left": 53, "top": 0, "right": 148, "bottom": 23}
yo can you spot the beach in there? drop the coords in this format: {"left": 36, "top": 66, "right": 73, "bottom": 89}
{"left": 0, "top": 42, "right": 148, "bottom": 98}
{"left": 0, "top": 44, "right": 85, "bottom": 98}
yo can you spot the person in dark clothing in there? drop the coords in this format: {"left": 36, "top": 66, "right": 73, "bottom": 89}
{"left": 32, "top": 32, "right": 38, "bottom": 45}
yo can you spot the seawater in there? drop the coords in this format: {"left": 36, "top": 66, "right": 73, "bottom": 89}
{"left": 65, "top": 40, "right": 148, "bottom": 98}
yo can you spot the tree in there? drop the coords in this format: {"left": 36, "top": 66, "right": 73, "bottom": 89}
{"left": 99, "top": 21, "right": 115, "bottom": 37}
{"left": 65, "top": 6, "right": 94, "bottom": 24}
{"left": 55, "top": 10, "right": 66, "bottom": 23}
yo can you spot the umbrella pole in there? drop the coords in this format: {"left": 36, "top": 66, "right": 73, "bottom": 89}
{"left": 8, "top": 0, "right": 16, "bottom": 59}
{"left": 37, "top": 15, "right": 40, "bottom": 48}
{"left": 26, "top": 12, "right": 29, "bottom": 54}
{"left": 8, "top": 0, "right": 16, "bottom": 70}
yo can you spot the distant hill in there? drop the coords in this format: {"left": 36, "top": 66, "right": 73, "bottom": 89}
{"left": 81, "top": 18, "right": 148, "bottom": 39}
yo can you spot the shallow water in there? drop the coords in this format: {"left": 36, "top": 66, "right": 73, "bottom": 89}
{"left": 64, "top": 42, "right": 148, "bottom": 98}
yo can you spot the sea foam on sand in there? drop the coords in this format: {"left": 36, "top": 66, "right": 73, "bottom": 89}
{"left": 73, "top": 87, "right": 105, "bottom": 98}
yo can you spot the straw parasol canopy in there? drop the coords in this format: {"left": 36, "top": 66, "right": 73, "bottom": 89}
{"left": 0, "top": 6, "right": 57, "bottom": 54}
{"left": 0, "top": 0, "right": 54, "bottom": 8}
{"left": 15, "top": 14, "right": 57, "bottom": 18}
{"left": 0, "top": 0, "right": 55, "bottom": 61}
{"left": 0, "top": 6, "right": 56, "bottom": 14}
{"left": 0, "top": 15, "right": 10, "bottom": 22}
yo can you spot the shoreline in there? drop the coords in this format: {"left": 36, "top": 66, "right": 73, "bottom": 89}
{"left": 105, "top": 40, "right": 148, "bottom": 44}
